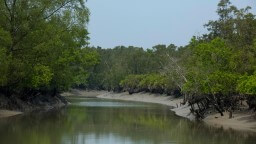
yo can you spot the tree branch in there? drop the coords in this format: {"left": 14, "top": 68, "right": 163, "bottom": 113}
{"left": 4, "top": 0, "right": 11, "bottom": 17}
{"left": 43, "top": 1, "right": 72, "bottom": 20}
{"left": 166, "top": 54, "right": 188, "bottom": 82}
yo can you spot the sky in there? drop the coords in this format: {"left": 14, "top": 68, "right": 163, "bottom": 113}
{"left": 87, "top": 0, "right": 256, "bottom": 49}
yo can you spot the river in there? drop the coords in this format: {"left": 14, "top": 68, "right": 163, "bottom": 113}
{"left": 0, "top": 96, "right": 256, "bottom": 144}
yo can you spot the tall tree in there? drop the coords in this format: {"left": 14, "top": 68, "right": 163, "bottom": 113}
{"left": 0, "top": 0, "right": 98, "bottom": 96}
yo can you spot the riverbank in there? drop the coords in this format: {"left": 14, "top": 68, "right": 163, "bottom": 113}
{"left": 97, "top": 91, "right": 194, "bottom": 120}
{"left": 64, "top": 90, "right": 256, "bottom": 133}
{"left": 204, "top": 111, "right": 256, "bottom": 132}
{"left": 0, "top": 93, "right": 68, "bottom": 119}
{"left": 61, "top": 89, "right": 106, "bottom": 97}
{"left": 0, "top": 110, "right": 22, "bottom": 118}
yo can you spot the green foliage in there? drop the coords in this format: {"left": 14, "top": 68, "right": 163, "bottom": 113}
{"left": 191, "top": 38, "right": 233, "bottom": 71}
{"left": 120, "top": 75, "right": 145, "bottom": 90}
{"left": 0, "top": 28, "right": 11, "bottom": 86}
{"left": 204, "top": 71, "right": 239, "bottom": 95}
{"left": 0, "top": 0, "right": 98, "bottom": 95}
{"left": 237, "top": 73, "right": 256, "bottom": 95}
{"left": 87, "top": 46, "right": 167, "bottom": 90}
{"left": 138, "top": 74, "right": 165, "bottom": 91}
{"left": 0, "top": 28, "right": 12, "bottom": 47}
{"left": 0, "top": 47, "right": 9, "bottom": 86}
{"left": 120, "top": 74, "right": 171, "bottom": 94}
{"left": 183, "top": 38, "right": 235, "bottom": 95}
{"left": 31, "top": 65, "right": 53, "bottom": 88}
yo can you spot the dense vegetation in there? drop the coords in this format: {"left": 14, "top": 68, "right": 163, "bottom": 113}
{"left": 0, "top": 0, "right": 98, "bottom": 108}
{"left": 87, "top": 0, "right": 256, "bottom": 118}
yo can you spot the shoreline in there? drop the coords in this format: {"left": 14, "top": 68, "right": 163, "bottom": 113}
{"left": 0, "top": 110, "right": 22, "bottom": 118}
{"left": 96, "top": 91, "right": 195, "bottom": 120}
{"left": 0, "top": 93, "right": 68, "bottom": 119}
{"left": 64, "top": 89, "right": 256, "bottom": 133}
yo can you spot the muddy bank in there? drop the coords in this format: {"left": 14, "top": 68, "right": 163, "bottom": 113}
{"left": 97, "top": 91, "right": 195, "bottom": 120}
{"left": 61, "top": 89, "right": 106, "bottom": 98}
{"left": 0, "top": 93, "right": 68, "bottom": 118}
{"left": 204, "top": 112, "right": 256, "bottom": 132}
{"left": 67, "top": 90, "right": 256, "bottom": 132}
{"left": 0, "top": 110, "right": 22, "bottom": 118}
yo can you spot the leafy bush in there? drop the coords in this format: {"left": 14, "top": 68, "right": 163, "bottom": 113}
{"left": 237, "top": 73, "right": 256, "bottom": 95}
{"left": 120, "top": 75, "right": 145, "bottom": 90}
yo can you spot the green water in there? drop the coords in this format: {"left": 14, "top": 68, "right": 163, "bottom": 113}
{"left": 0, "top": 97, "right": 256, "bottom": 144}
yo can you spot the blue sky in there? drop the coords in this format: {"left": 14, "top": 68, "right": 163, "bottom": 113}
{"left": 87, "top": 0, "right": 256, "bottom": 48}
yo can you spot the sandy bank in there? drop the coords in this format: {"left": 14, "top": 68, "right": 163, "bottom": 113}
{"left": 65, "top": 90, "right": 256, "bottom": 133}
{"left": 204, "top": 112, "right": 256, "bottom": 132}
{"left": 61, "top": 89, "right": 107, "bottom": 97}
{"left": 97, "top": 91, "right": 195, "bottom": 120}
{"left": 0, "top": 110, "right": 22, "bottom": 118}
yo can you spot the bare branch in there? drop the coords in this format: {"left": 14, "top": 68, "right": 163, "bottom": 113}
{"left": 166, "top": 53, "right": 188, "bottom": 82}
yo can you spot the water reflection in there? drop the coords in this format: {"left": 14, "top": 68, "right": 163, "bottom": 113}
{"left": 0, "top": 97, "right": 255, "bottom": 144}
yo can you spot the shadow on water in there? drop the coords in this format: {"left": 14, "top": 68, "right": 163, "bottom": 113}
{"left": 0, "top": 97, "right": 256, "bottom": 144}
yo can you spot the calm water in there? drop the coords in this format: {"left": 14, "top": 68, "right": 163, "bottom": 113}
{"left": 0, "top": 97, "right": 256, "bottom": 144}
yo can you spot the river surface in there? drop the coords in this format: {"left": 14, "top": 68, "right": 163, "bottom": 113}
{"left": 0, "top": 96, "right": 256, "bottom": 144}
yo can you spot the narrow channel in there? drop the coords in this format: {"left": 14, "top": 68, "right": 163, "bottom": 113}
{"left": 0, "top": 96, "right": 255, "bottom": 144}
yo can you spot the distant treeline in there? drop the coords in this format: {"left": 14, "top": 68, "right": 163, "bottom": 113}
{"left": 86, "top": 0, "right": 256, "bottom": 117}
